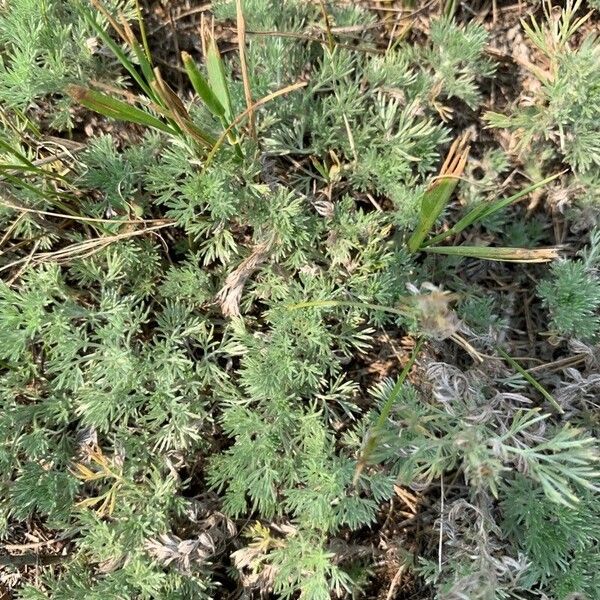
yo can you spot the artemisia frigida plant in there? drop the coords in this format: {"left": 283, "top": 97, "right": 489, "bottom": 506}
{"left": 0, "top": 1, "right": 598, "bottom": 599}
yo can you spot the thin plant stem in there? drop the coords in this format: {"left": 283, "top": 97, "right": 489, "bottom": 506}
{"left": 354, "top": 338, "right": 424, "bottom": 484}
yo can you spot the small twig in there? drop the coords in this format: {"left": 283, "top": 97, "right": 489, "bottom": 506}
{"left": 365, "top": 193, "right": 384, "bottom": 212}
{"left": 318, "top": 0, "right": 336, "bottom": 51}
{"left": 236, "top": 0, "right": 255, "bottom": 137}
{"left": 0, "top": 222, "right": 172, "bottom": 274}
{"left": 203, "top": 80, "right": 308, "bottom": 169}
{"left": 149, "top": 4, "right": 212, "bottom": 34}
{"left": 438, "top": 475, "right": 444, "bottom": 573}
{"left": 394, "top": 484, "right": 419, "bottom": 514}
{"left": 0, "top": 212, "right": 26, "bottom": 249}
{"left": 342, "top": 113, "right": 358, "bottom": 163}
{"left": 0, "top": 553, "right": 66, "bottom": 567}
{"left": 0, "top": 200, "right": 173, "bottom": 225}
{"left": 0, "top": 188, "right": 65, "bottom": 238}
{"left": 3, "top": 539, "right": 56, "bottom": 552}
{"left": 450, "top": 333, "right": 485, "bottom": 363}
{"left": 239, "top": 28, "right": 384, "bottom": 55}
{"left": 8, "top": 239, "right": 40, "bottom": 285}
{"left": 526, "top": 353, "right": 587, "bottom": 374}
{"left": 216, "top": 240, "right": 272, "bottom": 317}
{"left": 385, "top": 564, "right": 407, "bottom": 600}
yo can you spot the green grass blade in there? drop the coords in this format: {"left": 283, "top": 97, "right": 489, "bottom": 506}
{"left": 130, "top": 38, "right": 155, "bottom": 87}
{"left": 0, "top": 164, "right": 67, "bottom": 183}
{"left": 2, "top": 173, "right": 73, "bottom": 202}
{"left": 206, "top": 39, "right": 233, "bottom": 122}
{"left": 407, "top": 135, "right": 470, "bottom": 252}
{"left": 374, "top": 338, "right": 424, "bottom": 431}
{"left": 354, "top": 338, "right": 424, "bottom": 484}
{"left": 182, "top": 52, "right": 226, "bottom": 119}
{"left": 119, "top": 14, "right": 155, "bottom": 88}
{"left": 0, "top": 138, "right": 36, "bottom": 169}
{"left": 67, "top": 86, "right": 174, "bottom": 134}
{"left": 407, "top": 176, "right": 460, "bottom": 253}
{"left": 423, "top": 173, "right": 562, "bottom": 247}
{"left": 134, "top": 0, "right": 152, "bottom": 68}
{"left": 497, "top": 347, "right": 564, "bottom": 414}
{"left": 79, "top": 4, "right": 155, "bottom": 99}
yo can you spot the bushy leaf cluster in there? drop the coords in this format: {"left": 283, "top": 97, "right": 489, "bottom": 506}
{"left": 0, "top": 2, "right": 598, "bottom": 600}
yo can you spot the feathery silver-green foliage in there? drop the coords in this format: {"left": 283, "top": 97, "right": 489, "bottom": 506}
{"left": 0, "top": 1, "right": 598, "bottom": 599}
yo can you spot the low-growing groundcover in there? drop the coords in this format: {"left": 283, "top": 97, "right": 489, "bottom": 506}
{"left": 0, "top": 0, "right": 599, "bottom": 598}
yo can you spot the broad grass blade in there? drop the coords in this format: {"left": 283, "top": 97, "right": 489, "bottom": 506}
{"left": 67, "top": 86, "right": 174, "bottom": 134}
{"left": 424, "top": 172, "right": 562, "bottom": 247}
{"left": 423, "top": 245, "right": 560, "bottom": 262}
{"left": 181, "top": 52, "right": 226, "bottom": 118}
{"left": 205, "top": 36, "right": 233, "bottom": 122}
{"left": 407, "top": 134, "right": 470, "bottom": 252}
